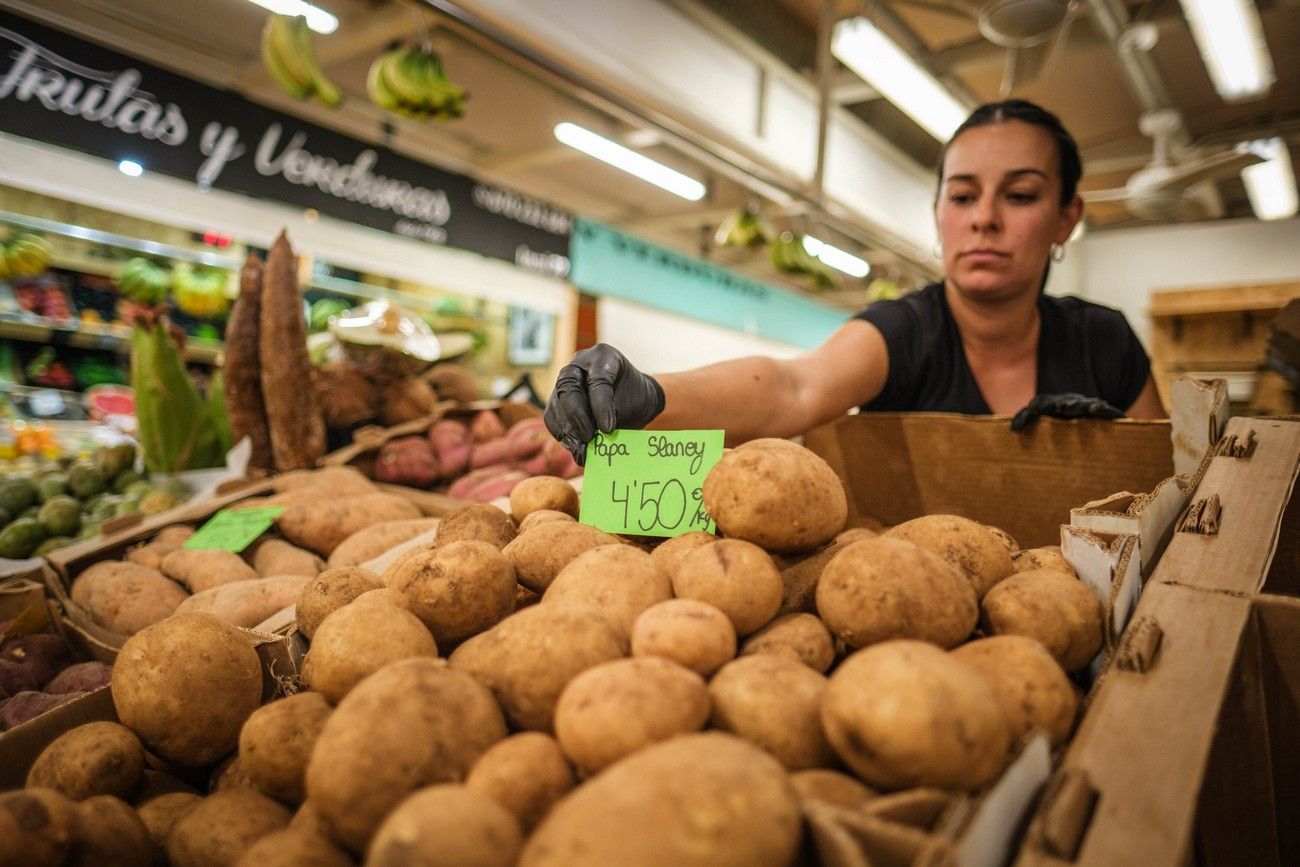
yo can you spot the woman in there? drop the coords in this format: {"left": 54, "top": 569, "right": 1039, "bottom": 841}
{"left": 545, "top": 100, "right": 1166, "bottom": 461}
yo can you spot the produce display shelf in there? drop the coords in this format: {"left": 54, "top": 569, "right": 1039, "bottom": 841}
{"left": 0, "top": 210, "right": 241, "bottom": 271}
{"left": 0, "top": 312, "right": 222, "bottom": 365}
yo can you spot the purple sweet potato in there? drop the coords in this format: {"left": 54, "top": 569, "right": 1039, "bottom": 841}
{"left": 470, "top": 439, "right": 513, "bottom": 470}
{"left": 470, "top": 410, "right": 506, "bottom": 443}
{"left": 1, "top": 634, "right": 74, "bottom": 691}
{"left": 44, "top": 662, "right": 112, "bottom": 695}
{"left": 0, "top": 660, "right": 37, "bottom": 699}
{"left": 0, "top": 691, "right": 80, "bottom": 730}
{"left": 374, "top": 437, "right": 440, "bottom": 488}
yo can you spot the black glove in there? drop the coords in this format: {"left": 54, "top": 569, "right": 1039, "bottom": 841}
{"left": 545, "top": 344, "right": 665, "bottom": 465}
{"left": 1010, "top": 392, "right": 1124, "bottom": 432}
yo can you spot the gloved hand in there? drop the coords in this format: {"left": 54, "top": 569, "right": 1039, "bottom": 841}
{"left": 545, "top": 343, "right": 665, "bottom": 465}
{"left": 1010, "top": 392, "right": 1124, "bottom": 431}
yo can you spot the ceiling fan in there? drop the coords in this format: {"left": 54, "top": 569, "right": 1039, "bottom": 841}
{"left": 886, "top": 0, "right": 1079, "bottom": 95}
{"left": 1082, "top": 109, "right": 1264, "bottom": 221}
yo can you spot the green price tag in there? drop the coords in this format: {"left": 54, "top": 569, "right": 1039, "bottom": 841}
{"left": 579, "top": 429, "right": 724, "bottom": 537}
{"left": 183, "top": 507, "right": 286, "bottom": 553}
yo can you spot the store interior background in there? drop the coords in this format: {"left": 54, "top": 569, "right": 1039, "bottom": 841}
{"left": 2, "top": 0, "right": 1297, "bottom": 411}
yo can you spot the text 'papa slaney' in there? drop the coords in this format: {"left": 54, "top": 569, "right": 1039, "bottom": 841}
{"left": 591, "top": 433, "right": 707, "bottom": 475}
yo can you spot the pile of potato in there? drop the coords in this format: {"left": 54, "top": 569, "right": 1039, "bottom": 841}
{"left": 5, "top": 440, "right": 1110, "bottom": 866}
{"left": 65, "top": 467, "right": 439, "bottom": 638}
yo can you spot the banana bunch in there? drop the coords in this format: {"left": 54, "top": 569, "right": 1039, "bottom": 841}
{"left": 117, "top": 258, "right": 171, "bottom": 306}
{"left": 714, "top": 208, "right": 772, "bottom": 249}
{"left": 261, "top": 14, "right": 343, "bottom": 108}
{"left": 367, "top": 46, "right": 468, "bottom": 121}
{"left": 0, "top": 233, "right": 54, "bottom": 280}
{"left": 769, "top": 233, "right": 838, "bottom": 290}
{"left": 171, "top": 263, "right": 232, "bottom": 319}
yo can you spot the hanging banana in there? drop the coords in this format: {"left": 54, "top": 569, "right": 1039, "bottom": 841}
{"left": 366, "top": 45, "right": 468, "bottom": 121}
{"left": 261, "top": 14, "right": 344, "bottom": 108}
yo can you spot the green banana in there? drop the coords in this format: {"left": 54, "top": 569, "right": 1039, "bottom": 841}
{"left": 365, "top": 45, "right": 468, "bottom": 120}
{"left": 291, "top": 16, "right": 343, "bottom": 107}
{"left": 366, "top": 55, "right": 401, "bottom": 110}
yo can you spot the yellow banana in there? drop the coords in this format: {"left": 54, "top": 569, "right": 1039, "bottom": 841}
{"left": 366, "top": 54, "right": 401, "bottom": 111}
{"left": 290, "top": 16, "right": 343, "bottom": 107}
{"left": 263, "top": 15, "right": 314, "bottom": 95}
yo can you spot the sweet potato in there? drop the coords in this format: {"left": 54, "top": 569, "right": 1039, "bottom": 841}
{"left": 467, "top": 471, "right": 528, "bottom": 503}
{"left": 505, "top": 418, "right": 550, "bottom": 462}
{"left": 470, "top": 410, "right": 507, "bottom": 443}
{"left": 250, "top": 539, "right": 325, "bottom": 578}
{"left": 225, "top": 253, "right": 274, "bottom": 471}
{"left": 374, "top": 437, "right": 440, "bottom": 488}
{"left": 1, "top": 634, "right": 73, "bottom": 692}
{"left": 260, "top": 231, "right": 326, "bottom": 471}
{"left": 520, "top": 439, "right": 581, "bottom": 479}
{"left": 327, "top": 518, "right": 441, "bottom": 568}
{"left": 276, "top": 493, "right": 423, "bottom": 556}
{"left": 174, "top": 575, "right": 309, "bottom": 628}
{"left": 44, "top": 662, "right": 112, "bottom": 694}
{"left": 470, "top": 439, "right": 513, "bottom": 470}
{"left": 161, "top": 548, "right": 259, "bottom": 593}
{"left": 1, "top": 691, "right": 79, "bottom": 730}
{"left": 447, "top": 465, "right": 512, "bottom": 500}
{"left": 428, "top": 420, "right": 473, "bottom": 479}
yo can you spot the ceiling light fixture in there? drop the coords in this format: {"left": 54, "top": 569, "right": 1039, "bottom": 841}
{"left": 117, "top": 159, "right": 143, "bottom": 177}
{"left": 802, "top": 236, "right": 871, "bottom": 278}
{"left": 831, "top": 17, "right": 968, "bottom": 141}
{"left": 246, "top": 0, "right": 338, "bottom": 35}
{"left": 554, "top": 122, "right": 706, "bottom": 201}
{"left": 1176, "top": 0, "right": 1274, "bottom": 102}
{"left": 1241, "top": 138, "right": 1297, "bottom": 222}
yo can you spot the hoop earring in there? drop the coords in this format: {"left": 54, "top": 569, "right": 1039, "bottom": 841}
{"left": 1051, "top": 243, "right": 1065, "bottom": 263}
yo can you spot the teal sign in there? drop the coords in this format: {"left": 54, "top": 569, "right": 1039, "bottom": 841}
{"left": 569, "top": 219, "right": 846, "bottom": 348}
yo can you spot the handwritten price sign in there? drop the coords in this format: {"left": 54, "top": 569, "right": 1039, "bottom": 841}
{"left": 579, "top": 429, "right": 724, "bottom": 537}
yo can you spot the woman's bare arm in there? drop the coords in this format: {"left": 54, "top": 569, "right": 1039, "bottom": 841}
{"left": 1126, "top": 376, "right": 1166, "bottom": 420}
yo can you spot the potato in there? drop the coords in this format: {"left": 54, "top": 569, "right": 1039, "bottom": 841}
{"left": 277, "top": 493, "right": 423, "bottom": 557}
{"left": 554, "top": 657, "right": 709, "bottom": 775}
{"left": 70, "top": 562, "right": 189, "bottom": 635}
{"left": 161, "top": 548, "right": 260, "bottom": 593}
{"left": 647, "top": 530, "right": 717, "bottom": 576}
{"left": 502, "top": 521, "right": 621, "bottom": 593}
{"left": 709, "top": 655, "right": 834, "bottom": 770}
{"left": 234, "top": 829, "right": 352, "bottom": 867}
{"left": 985, "top": 524, "right": 1019, "bottom": 557}
{"left": 211, "top": 754, "right": 254, "bottom": 793}
{"left": 435, "top": 503, "right": 517, "bottom": 550}
{"left": 740, "top": 612, "right": 835, "bottom": 672}
{"left": 775, "top": 541, "right": 849, "bottom": 615}
{"left": 520, "top": 733, "right": 801, "bottom": 867}
{"left": 542, "top": 546, "right": 671, "bottom": 639}
{"left": 112, "top": 612, "right": 263, "bottom": 767}
{"left": 0, "top": 787, "right": 78, "bottom": 867}
{"left": 44, "top": 661, "right": 112, "bottom": 695}
{"left": 885, "top": 515, "right": 1015, "bottom": 599}
{"left": 466, "top": 733, "right": 576, "bottom": 832}
{"left": 125, "top": 525, "right": 195, "bottom": 571}
{"left": 517, "top": 509, "right": 575, "bottom": 533}
{"left": 308, "top": 598, "right": 438, "bottom": 704}
{"left": 816, "top": 537, "right": 977, "bottom": 650}
{"left": 26, "top": 721, "right": 145, "bottom": 801}
{"left": 671, "top": 539, "right": 782, "bottom": 636}
{"left": 167, "top": 789, "right": 292, "bottom": 867}
{"left": 630, "top": 599, "right": 736, "bottom": 677}
{"left": 1014, "top": 546, "right": 1077, "bottom": 577}
{"left": 295, "top": 566, "right": 383, "bottom": 639}
{"left": 980, "top": 569, "right": 1105, "bottom": 672}
{"left": 305, "top": 657, "right": 507, "bottom": 853}
{"left": 788, "top": 769, "right": 875, "bottom": 809}
{"left": 834, "top": 527, "right": 879, "bottom": 545}
{"left": 175, "top": 574, "right": 309, "bottom": 628}
{"left": 509, "top": 476, "right": 579, "bottom": 524}
{"left": 326, "top": 518, "right": 441, "bottom": 568}
{"left": 239, "top": 692, "right": 333, "bottom": 804}
{"left": 367, "top": 784, "right": 522, "bottom": 867}
{"left": 951, "top": 635, "right": 1078, "bottom": 746}
{"left": 449, "top": 603, "right": 625, "bottom": 731}
{"left": 1, "top": 633, "right": 72, "bottom": 692}
{"left": 136, "top": 792, "right": 201, "bottom": 849}
{"left": 132, "top": 770, "right": 201, "bottom": 803}
{"left": 250, "top": 539, "right": 325, "bottom": 578}
{"left": 822, "top": 640, "right": 1011, "bottom": 790}
{"left": 70, "top": 795, "right": 153, "bottom": 867}
{"left": 386, "top": 541, "right": 516, "bottom": 646}
{"left": 701, "top": 438, "right": 847, "bottom": 553}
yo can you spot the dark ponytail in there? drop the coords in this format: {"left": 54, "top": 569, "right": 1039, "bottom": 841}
{"left": 938, "top": 100, "right": 1082, "bottom": 207}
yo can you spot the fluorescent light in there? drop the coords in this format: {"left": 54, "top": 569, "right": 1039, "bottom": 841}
{"left": 554, "top": 122, "right": 706, "bottom": 201}
{"left": 832, "top": 17, "right": 967, "bottom": 141}
{"left": 802, "top": 236, "right": 870, "bottom": 278}
{"left": 247, "top": 0, "right": 338, "bottom": 35}
{"left": 117, "top": 159, "right": 143, "bottom": 177}
{"left": 1241, "top": 138, "right": 1297, "bottom": 221}
{"left": 1177, "top": 0, "right": 1273, "bottom": 102}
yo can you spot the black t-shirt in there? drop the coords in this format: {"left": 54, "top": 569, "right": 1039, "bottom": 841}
{"left": 855, "top": 282, "right": 1151, "bottom": 413}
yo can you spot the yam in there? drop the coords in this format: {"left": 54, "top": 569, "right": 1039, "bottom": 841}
{"left": 386, "top": 541, "right": 516, "bottom": 646}
{"left": 980, "top": 569, "right": 1105, "bottom": 672}
{"left": 708, "top": 655, "right": 835, "bottom": 770}
{"left": 630, "top": 598, "right": 736, "bottom": 677}
{"left": 815, "top": 537, "right": 977, "bottom": 650}
{"left": 276, "top": 493, "right": 422, "bottom": 557}
{"left": 951, "top": 635, "right": 1078, "bottom": 746}
{"left": 295, "top": 566, "right": 383, "bottom": 639}
{"left": 326, "top": 518, "right": 440, "bottom": 568}
{"left": 174, "top": 574, "right": 309, "bottom": 629}
{"left": 367, "top": 784, "right": 522, "bottom": 867}
{"left": 161, "top": 548, "right": 259, "bottom": 594}
{"left": 554, "top": 657, "right": 710, "bottom": 774}
{"left": 167, "top": 789, "right": 292, "bottom": 867}
{"left": 26, "top": 721, "right": 145, "bottom": 801}
{"left": 821, "top": 640, "right": 1011, "bottom": 790}
{"left": 225, "top": 253, "right": 274, "bottom": 471}
{"left": 251, "top": 539, "right": 325, "bottom": 578}
{"left": 239, "top": 692, "right": 333, "bottom": 804}
{"left": 740, "top": 612, "right": 835, "bottom": 672}
{"left": 70, "top": 562, "right": 188, "bottom": 635}
{"left": 305, "top": 657, "right": 507, "bottom": 853}
{"left": 671, "top": 539, "right": 782, "bottom": 636}
{"left": 449, "top": 603, "right": 625, "bottom": 731}
{"left": 542, "top": 545, "right": 672, "bottom": 639}
{"left": 502, "top": 521, "right": 620, "bottom": 593}
{"left": 885, "top": 515, "right": 1015, "bottom": 599}
{"left": 308, "top": 597, "right": 438, "bottom": 704}
{"left": 465, "top": 733, "right": 575, "bottom": 832}
{"left": 701, "top": 438, "right": 847, "bottom": 553}
{"left": 111, "top": 612, "right": 262, "bottom": 767}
